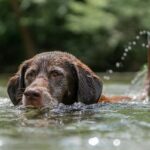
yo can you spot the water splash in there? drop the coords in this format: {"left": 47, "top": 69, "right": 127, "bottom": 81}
{"left": 123, "top": 53, "right": 127, "bottom": 57}
{"left": 88, "top": 137, "right": 99, "bottom": 146}
{"left": 124, "top": 48, "right": 129, "bottom": 52}
{"left": 132, "top": 41, "right": 136, "bottom": 45}
{"left": 104, "top": 30, "right": 150, "bottom": 81}
{"left": 142, "top": 43, "right": 146, "bottom": 47}
{"left": 136, "top": 35, "right": 140, "bottom": 40}
{"left": 103, "top": 75, "right": 110, "bottom": 80}
{"left": 115, "top": 62, "right": 121, "bottom": 68}
{"left": 108, "top": 69, "right": 113, "bottom": 74}
{"left": 125, "top": 66, "right": 148, "bottom": 102}
{"left": 113, "top": 139, "right": 121, "bottom": 147}
{"left": 121, "top": 57, "right": 125, "bottom": 60}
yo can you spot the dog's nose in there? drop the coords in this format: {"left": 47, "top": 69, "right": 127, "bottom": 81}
{"left": 24, "top": 89, "right": 41, "bottom": 99}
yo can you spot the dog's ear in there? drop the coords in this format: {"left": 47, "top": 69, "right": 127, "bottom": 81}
{"left": 7, "top": 59, "right": 32, "bottom": 105}
{"left": 75, "top": 63, "right": 103, "bottom": 104}
{"left": 69, "top": 61, "right": 103, "bottom": 104}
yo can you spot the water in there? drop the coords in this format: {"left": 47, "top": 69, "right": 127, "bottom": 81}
{"left": 0, "top": 73, "right": 150, "bottom": 150}
{"left": 104, "top": 30, "right": 150, "bottom": 81}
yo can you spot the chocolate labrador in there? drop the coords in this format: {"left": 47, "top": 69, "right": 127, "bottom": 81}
{"left": 7, "top": 51, "right": 131, "bottom": 108}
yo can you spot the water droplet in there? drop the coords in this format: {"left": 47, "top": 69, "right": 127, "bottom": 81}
{"left": 128, "top": 46, "right": 132, "bottom": 50}
{"left": 108, "top": 69, "right": 113, "bottom": 74}
{"left": 132, "top": 95, "right": 137, "bottom": 100}
{"left": 147, "top": 31, "right": 150, "bottom": 34}
{"left": 113, "top": 139, "right": 121, "bottom": 147}
{"left": 140, "top": 31, "right": 144, "bottom": 35}
{"left": 121, "top": 57, "right": 125, "bottom": 60}
{"left": 88, "top": 137, "right": 99, "bottom": 146}
{"left": 132, "top": 41, "right": 136, "bottom": 45}
{"left": 124, "top": 48, "right": 128, "bottom": 52}
{"left": 142, "top": 43, "right": 145, "bottom": 47}
{"left": 136, "top": 35, "right": 140, "bottom": 40}
{"left": 103, "top": 76, "right": 110, "bottom": 80}
{"left": 143, "top": 30, "right": 146, "bottom": 34}
{"left": 123, "top": 53, "right": 127, "bottom": 57}
{"left": 147, "top": 31, "right": 150, "bottom": 37}
{"left": 116, "top": 62, "right": 120, "bottom": 68}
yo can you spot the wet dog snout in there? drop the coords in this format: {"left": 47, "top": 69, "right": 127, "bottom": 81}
{"left": 24, "top": 89, "right": 41, "bottom": 100}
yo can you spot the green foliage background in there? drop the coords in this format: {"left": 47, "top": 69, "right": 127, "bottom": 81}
{"left": 0, "top": 0, "right": 150, "bottom": 72}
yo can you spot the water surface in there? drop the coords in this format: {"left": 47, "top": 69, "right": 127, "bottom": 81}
{"left": 0, "top": 74, "right": 150, "bottom": 150}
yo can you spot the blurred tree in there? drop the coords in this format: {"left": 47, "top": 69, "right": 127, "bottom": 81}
{"left": 11, "top": 0, "right": 36, "bottom": 57}
{"left": 0, "top": 0, "right": 149, "bottom": 72}
{"left": 66, "top": 0, "right": 149, "bottom": 71}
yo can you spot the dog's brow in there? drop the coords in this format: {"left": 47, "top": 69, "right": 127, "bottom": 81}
{"left": 27, "top": 65, "right": 38, "bottom": 72}
{"left": 48, "top": 67, "right": 64, "bottom": 74}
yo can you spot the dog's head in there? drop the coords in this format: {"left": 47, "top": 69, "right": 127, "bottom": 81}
{"left": 7, "top": 51, "right": 103, "bottom": 108}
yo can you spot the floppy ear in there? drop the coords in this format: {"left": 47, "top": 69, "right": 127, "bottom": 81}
{"left": 76, "top": 64, "right": 103, "bottom": 104}
{"left": 7, "top": 60, "right": 31, "bottom": 105}
{"left": 71, "top": 62, "right": 103, "bottom": 104}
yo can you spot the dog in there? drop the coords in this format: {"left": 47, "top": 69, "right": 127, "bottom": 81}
{"left": 7, "top": 51, "right": 131, "bottom": 108}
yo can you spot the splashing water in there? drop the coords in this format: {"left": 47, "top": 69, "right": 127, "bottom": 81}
{"left": 104, "top": 30, "right": 150, "bottom": 81}
{"left": 125, "top": 66, "right": 148, "bottom": 102}
{"left": 103, "top": 75, "right": 110, "bottom": 80}
{"left": 115, "top": 62, "right": 120, "bottom": 68}
{"left": 108, "top": 69, "right": 113, "bottom": 74}
{"left": 136, "top": 35, "right": 140, "bottom": 40}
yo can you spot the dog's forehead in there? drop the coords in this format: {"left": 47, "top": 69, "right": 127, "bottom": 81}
{"left": 29, "top": 52, "right": 77, "bottom": 71}
{"left": 33, "top": 51, "right": 77, "bottom": 65}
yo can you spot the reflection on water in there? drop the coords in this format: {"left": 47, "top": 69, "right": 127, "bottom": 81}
{"left": 0, "top": 74, "right": 150, "bottom": 150}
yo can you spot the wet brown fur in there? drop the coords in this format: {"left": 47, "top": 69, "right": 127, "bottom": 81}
{"left": 7, "top": 51, "right": 131, "bottom": 108}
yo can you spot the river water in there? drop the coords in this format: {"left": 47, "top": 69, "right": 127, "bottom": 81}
{"left": 0, "top": 73, "right": 150, "bottom": 150}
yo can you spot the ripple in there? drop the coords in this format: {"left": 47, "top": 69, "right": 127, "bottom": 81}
{"left": 0, "top": 82, "right": 150, "bottom": 150}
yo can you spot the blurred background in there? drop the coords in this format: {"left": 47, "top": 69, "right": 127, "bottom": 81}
{"left": 0, "top": 0, "right": 150, "bottom": 73}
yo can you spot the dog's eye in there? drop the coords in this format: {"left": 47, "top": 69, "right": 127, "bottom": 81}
{"left": 50, "top": 71, "right": 63, "bottom": 78}
{"left": 26, "top": 71, "right": 36, "bottom": 79}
